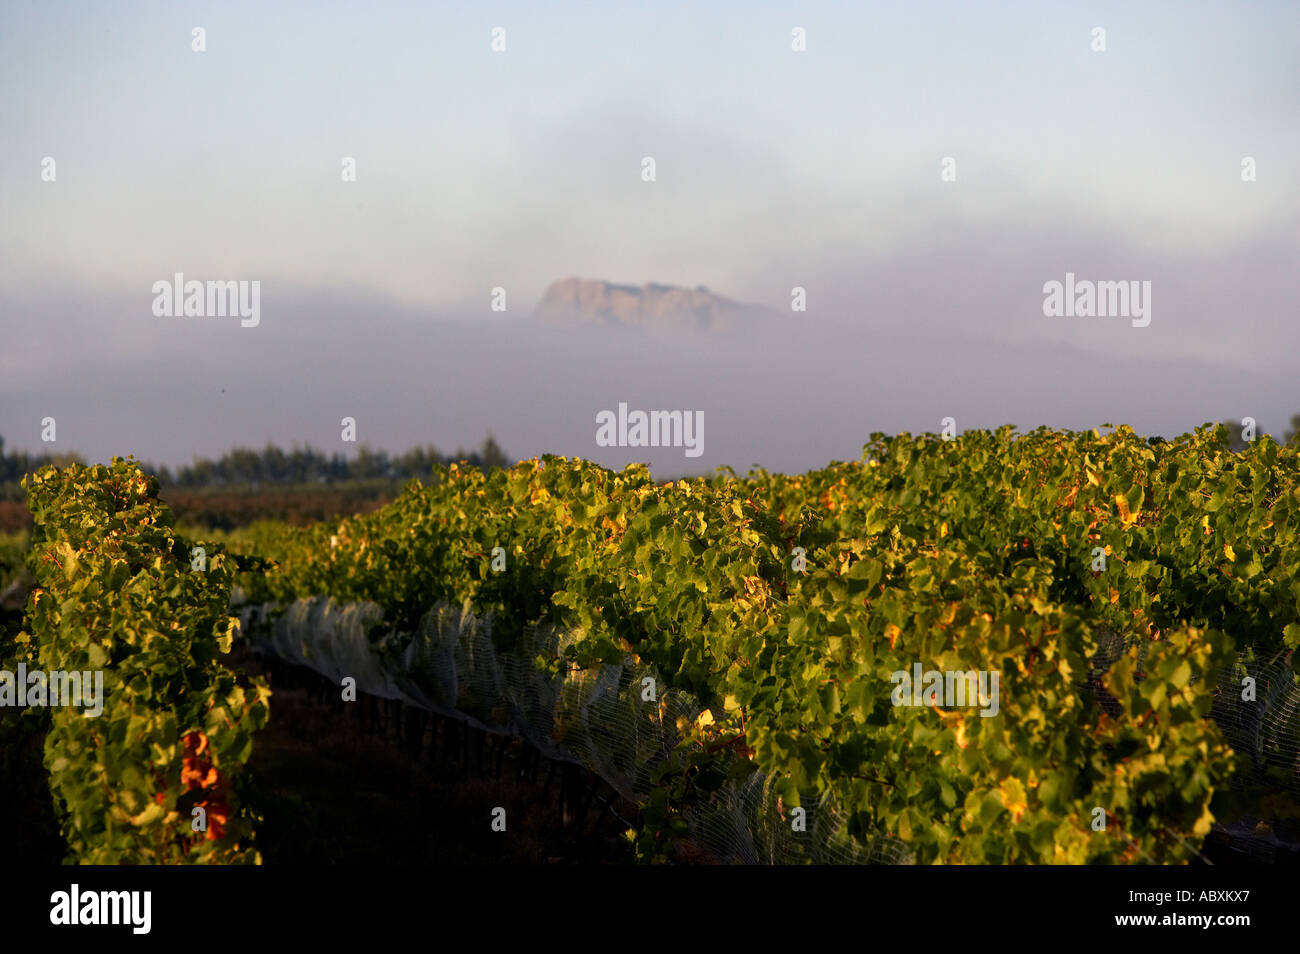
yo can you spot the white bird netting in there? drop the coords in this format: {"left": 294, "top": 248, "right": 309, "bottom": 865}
{"left": 236, "top": 596, "right": 1300, "bottom": 864}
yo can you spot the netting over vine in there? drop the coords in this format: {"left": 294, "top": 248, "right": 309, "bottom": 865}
{"left": 239, "top": 595, "right": 1299, "bottom": 864}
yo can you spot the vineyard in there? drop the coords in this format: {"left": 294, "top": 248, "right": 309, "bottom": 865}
{"left": 7, "top": 424, "right": 1300, "bottom": 863}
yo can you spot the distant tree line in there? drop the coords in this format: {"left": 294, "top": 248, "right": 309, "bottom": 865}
{"left": 1219, "top": 415, "right": 1300, "bottom": 453}
{"left": 0, "top": 436, "right": 85, "bottom": 485}
{"left": 0, "top": 433, "right": 509, "bottom": 489}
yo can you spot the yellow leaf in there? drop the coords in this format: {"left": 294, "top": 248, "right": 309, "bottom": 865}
{"left": 1223, "top": 543, "right": 1236, "bottom": 562}
{"left": 1109, "top": 588, "right": 1119, "bottom": 604}
{"left": 940, "top": 522, "right": 948, "bottom": 538}
{"left": 1192, "top": 806, "right": 1215, "bottom": 838}
{"left": 999, "top": 777, "right": 1028, "bottom": 824}
{"left": 1086, "top": 470, "right": 1100, "bottom": 486}
{"left": 1115, "top": 493, "right": 1132, "bottom": 524}
{"left": 129, "top": 803, "right": 166, "bottom": 827}
{"left": 694, "top": 709, "right": 715, "bottom": 730}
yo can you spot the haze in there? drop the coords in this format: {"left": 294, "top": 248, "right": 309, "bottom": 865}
{"left": 1, "top": 1, "right": 1297, "bottom": 477}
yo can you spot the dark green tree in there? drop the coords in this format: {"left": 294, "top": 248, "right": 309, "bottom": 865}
{"left": 1285, "top": 414, "right": 1300, "bottom": 446}
{"left": 480, "top": 433, "right": 508, "bottom": 470}
{"left": 1219, "top": 419, "right": 1249, "bottom": 452}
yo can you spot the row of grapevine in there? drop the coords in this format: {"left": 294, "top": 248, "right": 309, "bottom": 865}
{"left": 230, "top": 425, "right": 1300, "bottom": 862}
{"left": 20, "top": 460, "right": 270, "bottom": 863}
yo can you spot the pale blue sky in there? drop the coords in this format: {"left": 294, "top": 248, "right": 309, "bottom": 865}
{"left": 1, "top": 1, "right": 1297, "bottom": 472}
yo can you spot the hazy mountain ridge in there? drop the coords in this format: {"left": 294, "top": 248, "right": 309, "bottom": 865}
{"left": 533, "top": 277, "right": 777, "bottom": 333}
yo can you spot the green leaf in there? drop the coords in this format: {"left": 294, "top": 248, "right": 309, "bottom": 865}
{"left": 1169, "top": 661, "right": 1191, "bottom": 690}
